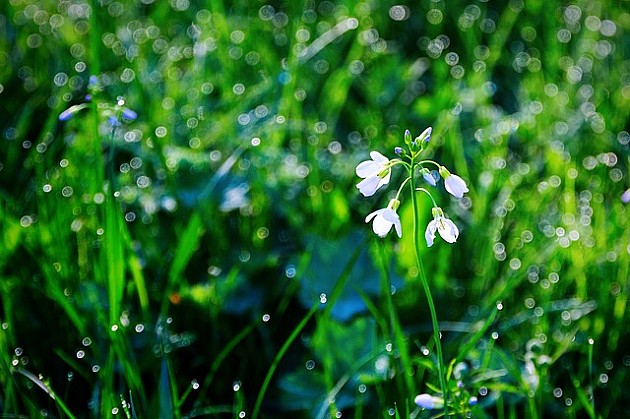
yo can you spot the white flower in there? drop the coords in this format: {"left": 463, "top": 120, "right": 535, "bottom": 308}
{"left": 365, "top": 199, "right": 402, "bottom": 238}
{"left": 439, "top": 167, "right": 469, "bottom": 198}
{"left": 356, "top": 151, "right": 391, "bottom": 197}
{"left": 425, "top": 208, "right": 459, "bottom": 247}
{"left": 414, "top": 393, "right": 444, "bottom": 409}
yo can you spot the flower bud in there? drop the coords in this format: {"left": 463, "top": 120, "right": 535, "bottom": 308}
{"left": 58, "top": 103, "right": 89, "bottom": 121}
{"left": 415, "top": 127, "right": 432, "bottom": 144}
{"left": 404, "top": 129, "right": 413, "bottom": 147}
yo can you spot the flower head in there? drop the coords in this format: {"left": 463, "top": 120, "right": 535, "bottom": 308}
{"left": 414, "top": 393, "right": 444, "bottom": 410}
{"left": 365, "top": 199, "right": 402, "bottom": 238}
{"left": 425, "top": 208, "right": 459, "bottom": 247}
{"left": 439, "top": 166, "right": 469, "bottom": 198}
{"left": 356, "top": 151, "right": 392, "bottom": 197}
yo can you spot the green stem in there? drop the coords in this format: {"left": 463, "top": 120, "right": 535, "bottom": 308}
{"left": 409, "top": 159, "right": 448, "bottom": 414}
{"left": 252, "top": 303, "right": 318, "bottom": 419}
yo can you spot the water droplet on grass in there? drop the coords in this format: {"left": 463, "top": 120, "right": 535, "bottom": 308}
{"left": 232, "top": 380, "right": 241, "bottom": 391}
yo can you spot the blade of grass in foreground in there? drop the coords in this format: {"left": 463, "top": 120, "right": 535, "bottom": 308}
{"left": 378, "top": 245, "right": 415, "bottom": 404}
{"left": 190, "top": 323, "right": 255, "bottom": 410}
{"left": 13, "top": 367, "right": 76, "bottom": 419}
{"left": 251, "top": 303, "right": 319, "bottom": 419}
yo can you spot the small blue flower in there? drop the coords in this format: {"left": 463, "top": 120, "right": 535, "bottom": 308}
{"left": 394, "top": 146, "right": 403, "bottom": 155}
{"left": 122, "top": 108, "right": 137, "bottom": 120}
{"left": 108, "top": 116, "right": 120, "bottom": 127}
{"left": 468, "top": 396, "right": 478, "bottom": 406}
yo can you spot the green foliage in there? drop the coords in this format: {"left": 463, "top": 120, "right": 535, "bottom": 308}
{"left": 0, "top": 0, "right": 629, "bottom": 417}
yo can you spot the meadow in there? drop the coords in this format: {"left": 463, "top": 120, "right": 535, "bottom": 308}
{"left": 0, "top": 0, "right": 629, "bottom": 417}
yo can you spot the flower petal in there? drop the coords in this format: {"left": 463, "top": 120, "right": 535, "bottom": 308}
{"left": 355, "top": 160, "right": 381, "bottom": 178}
{"left": 423, "top": 171, "right": 437, "bottom": 186}
{"left": 425, "top": 219, "right": 437, "bottom": 247}
{"left": 444, "top": 174, "right": 469, "bottom": 198}
{"left": 356, "top": 176, "right": 381, "bottom": 197}
{"left": 438, "top": 217, "right": 459, "bottom": 243}
{"left": 393, "top": 217, "right": 402, "bottom": 238}
{"left": 369, "top": 150, "right": 389, "bottom": 164}
{"left": 365, "top": 208, "right": 383, "bottom": 223}
{"left": 372, "top": 213, "right": 393, "bottom": 237}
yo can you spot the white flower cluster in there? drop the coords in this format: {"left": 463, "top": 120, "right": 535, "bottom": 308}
{"left": 355, "top": 127, "right": 469, "bottom": 246}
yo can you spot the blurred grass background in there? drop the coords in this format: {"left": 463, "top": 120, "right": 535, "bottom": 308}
{"left": 0, "top": 0, "right": 628, "bottom": 417}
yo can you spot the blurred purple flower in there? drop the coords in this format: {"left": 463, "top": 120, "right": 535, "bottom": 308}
{"left": 122, "top": 108, "right": 137, "bottom": 120}
{"left": 414, "top": 393, "right": 444, "bottom": 409}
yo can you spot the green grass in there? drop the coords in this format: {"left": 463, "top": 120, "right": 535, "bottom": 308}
{"left": 0, "top": 0, "right": 629, "bottom": 417}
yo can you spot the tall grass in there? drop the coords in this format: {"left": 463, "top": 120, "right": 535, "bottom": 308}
{"left": 0, "top": 0, "right": 628, "bottom": 417}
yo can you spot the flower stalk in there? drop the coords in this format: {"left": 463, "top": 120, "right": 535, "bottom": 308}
{"left": 410, "top": 153, "right": 449, "bottom": 414}
{"left": 355, "top": 127, "right": 470, "bottom": 414}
